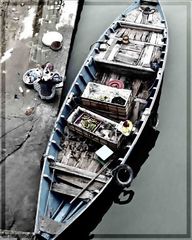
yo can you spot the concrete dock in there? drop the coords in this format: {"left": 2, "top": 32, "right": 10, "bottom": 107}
{"left": 0, "top": 0, "right": 80, "bottom": 237}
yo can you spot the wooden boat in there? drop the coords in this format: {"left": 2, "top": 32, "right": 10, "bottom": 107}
{"left": 34, "top": 0, "right": 168, "bottom": 239}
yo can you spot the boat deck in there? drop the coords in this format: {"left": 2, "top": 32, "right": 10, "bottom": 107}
{"left": 58, "top": 129, "right": 103, "bottom": 173}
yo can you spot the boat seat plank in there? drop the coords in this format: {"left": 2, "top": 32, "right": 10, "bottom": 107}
{"left": 118, "top": 21, "right": 165, "bottom": 33}
{"left": 94, "top": 58, "right": 154, "bottom": 73}
{"left": 51, "top": 182, "right": 93, "bottom": 200}
{"left": 50, "top": 162, "right": 108, "bottom": 183}
{"left": 56, "top": 173, "right": 104, "bottom": 190}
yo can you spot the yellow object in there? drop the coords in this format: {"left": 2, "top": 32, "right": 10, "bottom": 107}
{"left": 121, "top": 120, "right": 133, "bottom": 136}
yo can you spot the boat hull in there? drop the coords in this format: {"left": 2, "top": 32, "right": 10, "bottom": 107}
{"left": 34, "top": 0, "right": 168, "bottom": 239}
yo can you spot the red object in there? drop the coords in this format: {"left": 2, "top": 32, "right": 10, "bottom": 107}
{"left": 106, "top": 79, "right": 125, "bottom": 89}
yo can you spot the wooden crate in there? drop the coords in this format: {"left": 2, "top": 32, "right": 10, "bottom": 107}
{"left": 67, "top": 107, "right": 124, "bottom": 149}
{"left": 81, "top": 82, "right": 132, "bottom": 120}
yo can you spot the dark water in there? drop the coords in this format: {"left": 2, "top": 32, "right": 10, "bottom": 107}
{"left": 65, "top": 0, "right": 189, "bottom": 239}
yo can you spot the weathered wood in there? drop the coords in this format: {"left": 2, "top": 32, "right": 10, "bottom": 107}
{"left": 118, "top": 21, "right": 164, "bottom": 33}
{"left": 120, "top": 43, "right": 143, "bottom": 53}
{"left": 151, "top": 46, "right": 161, "bottom": 62}
{"left": 104, "top": 38, "right": 119, "bottom": 60}
{"left": 116, "top": 28, "right": 126, "bottom": 38}
{"left": 56, "top": 173, "right": 104, "bottom": 190}
{"left": 115, "top": 52, "right": 138, "bottom": 65}
{"left": 52, "top": 182, "right": 93, "bottom": 199}
{"left": 69, "top": 158, "right": 114, "bottom": 204}
{"left": 76, "top": 152, "right": 93, "bottom": 170}
{"left": 94, "top": 57, "right": 154, "bottom": 73}
{"left": 125, "top": 9, "right": 141, "bottom": 22}
{"left": 132, "top": 79, "right": 142, "bottom": 97}
{"left": 151, "top": 11, "right": 163, "bottom": 26}
{"left": 140, "top": 33, "right": 157, "bottom": 67}
{"left": 87, "top": 158, "right": 101, "bottom": 173}
{"left": 141, "top": 31, "right": 149, "bottom": 42}
{"left": 129, "top": 29, "right": 137, "bottom": 40}
{"left": 135, "top": 31, "right": 143, "bottom": 41}
{"left": 156, "top": 33, "right": 163, "bottom": 45}
{"left": 124, "top": 28, "right": 132, "bottom": 38}
{"left": 39, "top": 217, "right": 64, "bottom": 235}
{"left": 131, "top": 101, "right": 140, "bottom": 123}
{"left": 50, "top": 162, "right": 108, "bottom": 183}
{"left": 108, "top": 44, "right": 121, "bottom": 61}
{"left": 135, "top": 12, "right": 143, "bottom": 24}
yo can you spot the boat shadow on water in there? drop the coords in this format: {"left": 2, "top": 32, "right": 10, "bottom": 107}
{"left": 59, "top": 123, "right": 160, "bottom": 240}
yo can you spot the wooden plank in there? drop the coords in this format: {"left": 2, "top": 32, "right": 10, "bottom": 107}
{"left": 135, "top": 12, "right": 143, "bottom": 24}
{"left": 40, "top": 217, "right": 64, "bottom": 235}
{"left": 125, "top": 9, "right": 141, "bottom": 22}
{"left": 151, "top": 11, "right": 162, "bottom": 26}
{"left": 156, "top": 33, "right": 163, "bottom": 45}
{"left": 141, "top": 31, "right": 149, "bottom": 42}
{"left": 56, "top": 173, "right": 104, "bottom": 190}
{"left": 135, "top": 31, "right": 143, "bottom": 41}
{"left": 131, "top": 101, "right": 140, "bottom": 123}
{"left": 129, "top": 29, "right": 137, "bottom": 40}
{"left": 118, "top": 21, "right": 165, "bottom": 33}
{"left": 50, "top": 162, "right": 108, "bottom": 183}
{"left": 94, "top": 57, "right": 155, "bottom": 73}
{"left": 104, "top": 38, "right": 118, "bottom": 60}
{"left": 120, "top": 43, "right": 143, "bottom": 52}
{"left": 116, "top": 28, "right": 126, "bottom": 38}
{"left": 140, "top": 33, "right": 157, "bottom": 67}
{"left": 132, "top": 79, "right": 142, "bottom": 97}
{"left": 115, "top": 52, "right": 138, "bottom": 65}
{"left": 87, "top": 158, "right": 101, "bottom": 173}
{"left": 124, "top": 28, "right": 132, "bottom": 37}
{"left": 108, "top": 44, "right": 121, "bottom": 61}
{"left": 119, "top": 50, "right": 140, "bottom": 59}
{"left": 52, "top": 182, "right": 93, "bottom": 200}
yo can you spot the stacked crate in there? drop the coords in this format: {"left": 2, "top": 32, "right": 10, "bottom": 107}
{"left": 81, "top": 82, "right": 132, "bottom": 120}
